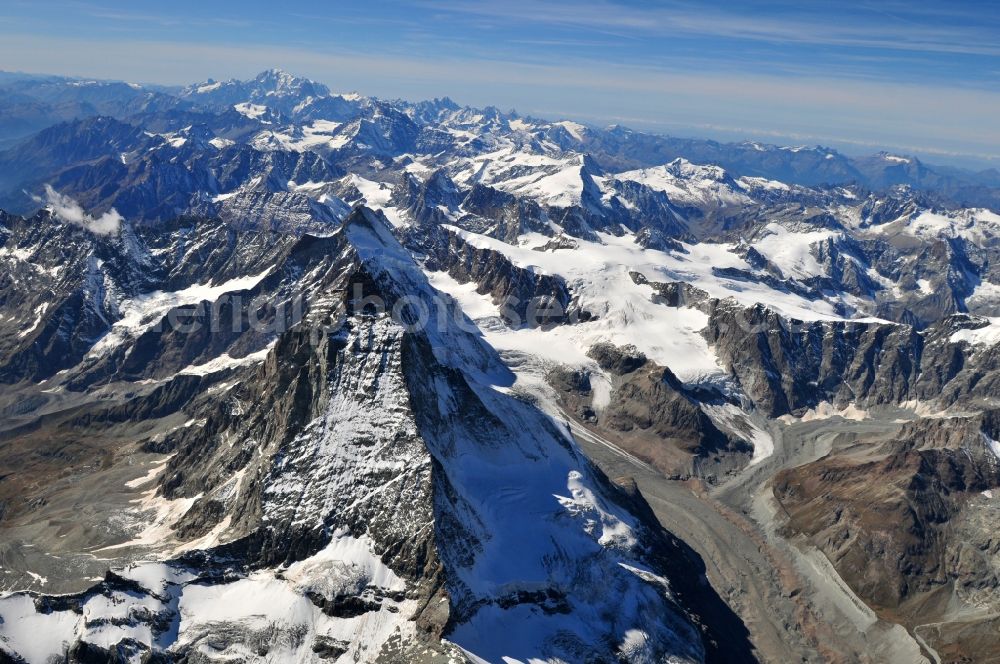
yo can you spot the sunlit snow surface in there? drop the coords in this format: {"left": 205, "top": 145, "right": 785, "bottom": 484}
{"left": 233, "top": 102, "right": 267, "bottom": 119}
{"left": 951, "top": 317, "right": 1000, "bottom": 346}
{"left": 428, "top": 225, "right": 863, "bottom": 383}
{"left": 421, "top": 221, "right": 878, "bottom": 470}
{"left": 251, "top": 119, "right": 352, "bottom": 153}
{"left": 612, "top": 159, "right": 750, "bottom": 208}
{"left": 868, "top": 207, "right": 1000, "bottom": 242}
{"left": 87, "top": 268, "right": 272, "bottom": 357}
{"left": 0, "top": 534, "right": 415, "bottom": 663}
{"left": 451, "top": 148, "right": 594, "bottom": 208}
{"left": 752, "top": 223, "right": 836, "bottom": 280}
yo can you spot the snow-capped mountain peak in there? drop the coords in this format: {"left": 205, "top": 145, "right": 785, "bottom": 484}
{"left": 2, "top": 67, "right": 1000, "bottom": 664}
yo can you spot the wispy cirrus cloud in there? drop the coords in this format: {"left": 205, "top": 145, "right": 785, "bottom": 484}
{"left": 57, "top": 1, "right": 256, "bottom": 29}
{"left": 0, "top": 31, "right": 995, "bottom": 162}
{"left": 417, "top": 0, "right": 1000, "bottom": 57}
{"left": 0, "top": 1, "right": 996, "bottom": 166}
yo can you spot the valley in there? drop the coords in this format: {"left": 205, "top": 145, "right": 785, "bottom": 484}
{"left": 1, "top": 68, "right": 999, "bottom": 662}
{"left": 570, "top": 407, "right": 937, "bottom": 663}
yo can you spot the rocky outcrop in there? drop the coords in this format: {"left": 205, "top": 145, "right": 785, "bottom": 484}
{"left": 405, "top": 222, "right": 580, "bottom": 327}
{"left": 773, "top": 412, "right": 1000, "bottom": 657}
{"left": 459, "top": 183, "right": 550, "bottom": 242}
{"left": 0, "top": 210, "right": 154, "bottom": 383}
{"left": 550, "top": 343, "right": 750, "bottom": 479}
{"left": 8, "top": 67, "right": 1000, "bottom": 664}
{"left": 0, "top": 209, "right": 727, "bottom": 663}
{"left": 699, "top": 294, "right": 1000, "bottom": 419}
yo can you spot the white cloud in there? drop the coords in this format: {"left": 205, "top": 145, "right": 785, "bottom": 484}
{"left": 38, "top": 185, "right": 122, "bottom": 236}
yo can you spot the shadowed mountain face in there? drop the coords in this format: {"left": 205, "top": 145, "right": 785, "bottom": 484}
{"left": 0, "top": 69, "right": 999, "bottom": 663}
{"left": 0, "top": 207, "right": 753, "bottom": 662}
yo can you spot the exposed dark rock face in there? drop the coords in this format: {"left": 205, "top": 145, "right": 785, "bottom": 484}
{"left": 459, "top": 183, "right": 550, "bottom": 242}
{"left": 636, "top": 226, "right": 688, "bottom": 252}
{"left": 703, "top": 301, "right": 923, "bottom": 417}
{"left": 399, "top": 170, "right": 463, "bottom": 226}
{"left": 599, "top": 366, "right": 747, "bottom": 460}
{"left": 5, "top": 67, "right": 1000, "bottom": 664}
{"left": 405, "top": 222, "right": 578, "bottom": 327}
{"left": 629, "top": 272, "right": 709, "bottom": 309}
{"left": 701, "top": 298, "right": 1000, "bottom": 420}
{"left": 0, "top": 210, "right": 153, "bottom": 383}
{"left": 0, "top": 210, "right": 302, "bottom": 386}
{"left": 0, "top": 209, "right": 730, "bottom": 662}
{"left": 588, "top": 341, "right": 649, "bottom": 375}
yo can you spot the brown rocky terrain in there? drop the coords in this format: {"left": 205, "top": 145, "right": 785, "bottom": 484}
{"left": 773, "top": 412, "right": 1000, "bottom": 660}
{"left": 549, "top": 342, "right": 751, "bottom": 479}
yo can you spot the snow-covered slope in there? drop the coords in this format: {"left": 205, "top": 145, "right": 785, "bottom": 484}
{"left": 3, "top": 68, "right": 1000, "bottom": 664}
{"left": 611, "top": 159, "right": 750, "bottom": 209}
{"left": 0, "top": 209, "right": 716, "bottom": 663}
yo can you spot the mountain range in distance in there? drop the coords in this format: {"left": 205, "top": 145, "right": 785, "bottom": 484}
{"left": 0, "top": 68, "right": 999, "bottom": 663}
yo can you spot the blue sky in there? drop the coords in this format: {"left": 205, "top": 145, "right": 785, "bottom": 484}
{"left": 2, "top": 0, "right": 998, "bottom": 167}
